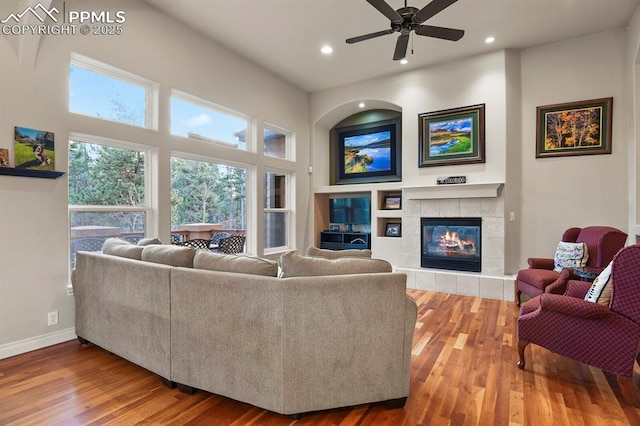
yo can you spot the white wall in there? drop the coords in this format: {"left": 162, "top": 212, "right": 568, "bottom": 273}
{"left": 310, "top": 50, "right": 509, "bottom": 188}
{"left": 0, "top": 0, "right": 310, "bottom": 356}
{"left": 519, "top": 29, "right": 629, "bottom": 262}
{"left": 310, "top": 29, "right": 632, "bottom": 273}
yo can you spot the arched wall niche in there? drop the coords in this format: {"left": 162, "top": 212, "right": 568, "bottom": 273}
{"left": 312, "top": 99, "right": 402, "bottom": 188}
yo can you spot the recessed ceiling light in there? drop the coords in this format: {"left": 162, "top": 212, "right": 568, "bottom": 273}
{"left": 321, "top": 45, "right": 333, "bottom": 54}
{"left": 358, "top": 102, "right": 365, "bottom": 108}
{"left": 485, "top": 36, "right": 495, "bottom": 44}
{"left": 400, "top": 59, "right": 408, "bottom": 65}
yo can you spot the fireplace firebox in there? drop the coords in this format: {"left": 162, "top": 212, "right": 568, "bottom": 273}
{"left": 421, "top": 217, "right": 482, "bottom": 272}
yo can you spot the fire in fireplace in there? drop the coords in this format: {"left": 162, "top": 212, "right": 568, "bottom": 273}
{"left": 421, "top": 217, "right": 482, "bottom": 272}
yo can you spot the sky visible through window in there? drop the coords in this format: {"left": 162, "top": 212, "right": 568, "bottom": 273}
{"left": 69, "top": 64, "right": 248, "bottom": 148}
{"left": 170, "top": 97, "right": 247, "bottom": 149}
{"left": 69, "top": 65, "right": 146, "bottom": 127}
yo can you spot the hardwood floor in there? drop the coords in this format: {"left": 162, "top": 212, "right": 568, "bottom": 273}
{"left": 1, "top": 290, "right": 639, "bottom": 425}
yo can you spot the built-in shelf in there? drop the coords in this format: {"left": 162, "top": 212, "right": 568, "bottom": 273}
{"left": 0, "top": 167, "right": 65, "bottom": 179}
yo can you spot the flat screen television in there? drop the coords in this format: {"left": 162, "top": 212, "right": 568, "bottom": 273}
{"left": 329, "top": 197, "right": 370, "bottom": 225}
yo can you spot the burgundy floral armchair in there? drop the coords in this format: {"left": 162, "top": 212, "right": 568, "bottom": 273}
{"left": 517, "top": 244, "right": 640, "bottom": 406}
{"left": 516, "top": 226, "right": 627, "bottom": 306}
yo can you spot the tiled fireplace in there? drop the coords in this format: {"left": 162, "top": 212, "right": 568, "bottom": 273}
{"left": 395, "top": 183, "right": 513, "bottom": 301}
{"left": 421, "top": 217, "right": 482, "bottom": 273}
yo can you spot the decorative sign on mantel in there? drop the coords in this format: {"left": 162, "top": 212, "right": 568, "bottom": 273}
{"left": 437, "top": 176, "right": 467, "bottom": 185}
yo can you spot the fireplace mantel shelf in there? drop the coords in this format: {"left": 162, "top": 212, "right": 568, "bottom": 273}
{"left": 403, "top": 182, "right": 503, "bottom": 200}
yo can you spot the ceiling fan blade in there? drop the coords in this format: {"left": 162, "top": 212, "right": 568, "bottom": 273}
{"left": 393, "top": 33, "right": 409, "bottom": 61}
{"left": 415, "top": 25, "right": 464, "bottom": 41}
{"left": 366, "top": 0, "right": 403, "bottom": 24}
{"left": 413, "top": 0, "right": 459, "bottom": 24}
{"left": 346, "top": 28, "right": 395, "bottom": 44}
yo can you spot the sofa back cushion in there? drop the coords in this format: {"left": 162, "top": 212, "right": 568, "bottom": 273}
{"left": 102, "top": 238, "right": 144, "bottom": 260}
{"left": 279, "top": 251, "right": 391, "bottom": 278}
{"left": 305, "top": 246, "right": 372, "bottom": 259}
{"left": 137, "top": 237, "right": 162, "bottom": 246}
{"left": 194, "top": 251, "right": 278, "bottom": 277}
{"left": 142, "top": 245, "right": 196, "bottom": 268}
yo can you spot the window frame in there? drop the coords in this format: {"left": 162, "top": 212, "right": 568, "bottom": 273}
{"left": 170, "top": 151, "right": 252, "bottom": 245}
{"left": 68, "top": 133, "right": 154, "bottom": 232}
{"left": 170, "top": 89, "right": 252, "bottom": 151}
{"left": 69, "top": 53, "right": 159, "bottom": 130}
{"left": 263, "top": 168, "right": 294, "bottom": 254}
{"left": 263, "top": 121, "right": 294, "bottom": 161}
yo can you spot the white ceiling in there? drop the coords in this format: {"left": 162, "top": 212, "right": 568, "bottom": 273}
{"left": 144, "top": 0, "right": 640, "bottom": 93}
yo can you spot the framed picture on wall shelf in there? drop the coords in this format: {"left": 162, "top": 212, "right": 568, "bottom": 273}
{"left": 418, "top": 104, "right": 485, "bottom": 168}
{"left": 14, "top": 126, "right": 55, "bottom": 171}
{"left": 536, "top": 97, "right": 613, "bottom": 158}
{"left": 385, "top": 222, "right": 401, "bottom": 237}
{"left": 383, "top": 195, "right": 401, "bottom": 210}
{"left": 0, "top": 148, "right": 9, "bottom": 167}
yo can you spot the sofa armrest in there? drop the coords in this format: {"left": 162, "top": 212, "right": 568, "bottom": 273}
{"left": 528, "top": 257, "right": 555, "bottom": 269}
{"left": 403, "top": 293, "right": 418, "bottom": 392}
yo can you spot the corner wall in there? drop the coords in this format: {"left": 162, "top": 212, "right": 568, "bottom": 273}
{"left": 0, "top": 0, "right": 310, "bottom": 357}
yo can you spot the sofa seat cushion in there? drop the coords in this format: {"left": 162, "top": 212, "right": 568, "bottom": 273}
{"left": 102, "top": 238, "right": 144, "bottom": 260}
{"left": 516, "top": 268, "right": 560, "bottom": 291}
{"left": 306, "top": 246, "right": 372, "bottom": 259}
{"left": 142, "top": 245, "right": 196, "bottom": 268}
{"left": 194, "top": 251, "right": 278, "bottom": 277}
{"left": 280, "top": 251, "right": 391, "bottom": 278}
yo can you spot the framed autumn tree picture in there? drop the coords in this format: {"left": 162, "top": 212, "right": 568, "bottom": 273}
{"left": 536, "top": 97, "right": 613, "bottom": 158}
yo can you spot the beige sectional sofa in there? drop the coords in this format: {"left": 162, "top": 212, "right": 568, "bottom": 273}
{"left": 72, "top": 241, "right": 417, "bottom": 417}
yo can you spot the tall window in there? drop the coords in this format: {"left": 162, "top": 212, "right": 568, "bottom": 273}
{"left": 264, "top": 170, "right": 292, "bottom": 251}
{"left": 69, "top": 54, "right": 157, "bottom": 129}
{"left": 68, "top": 136, "right": 150, "bottom": 267}
{"left": 171, "top": 90, "right": 249, "bottom": 150}
{"left": 171, "top": 156, "right": 247, "bottom": 233}
{"left": 264, "top": 123, "right": 293, "bottom": 160}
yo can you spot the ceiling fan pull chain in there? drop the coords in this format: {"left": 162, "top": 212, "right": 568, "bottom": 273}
{"left": 411, "top": 32, "right": 414, "bottom": 55}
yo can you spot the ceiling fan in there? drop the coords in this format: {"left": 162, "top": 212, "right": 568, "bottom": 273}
{"left": 346, "top": 0, "right": 465, "bottom": 61}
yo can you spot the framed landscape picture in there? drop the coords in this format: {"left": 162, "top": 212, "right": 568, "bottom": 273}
{"left": 385, "top": 222, "right": 401, "bottom": 237}
{"left": 14, "top": 126, "right": 55, "bottom": 170}
{"left": 418, "top": 104, "right": 485, "bottom": 168}
{"left": 383, "top": 195, "right": 401, "bottom": 210}
{"left": 536, "top": 97, "right": 613, "bottom": 158}
{"left": 332, "top": 117, "right": 402, "bottom": 184}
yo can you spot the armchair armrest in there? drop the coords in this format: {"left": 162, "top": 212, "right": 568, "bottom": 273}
{"left": 540, "top": 293, "right": 610, "bottom": 319}
{"left": 528, "top": 257, "right": 555, "bottom": 269}
{"left": 564, "top": 280, "right": 592, "bottom": 299}
{"left": 545, "top": 268, "right": 572, "bottom": 295}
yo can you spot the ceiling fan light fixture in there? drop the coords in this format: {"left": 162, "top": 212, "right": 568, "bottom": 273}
{"left": 400, "top": 59, "right": 408, "bottom": 64}
{"left": 321, "top": 45, "right": 333, "bottom": 54}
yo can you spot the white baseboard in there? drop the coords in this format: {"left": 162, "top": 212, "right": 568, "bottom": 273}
{"left": 0, "top": 328, "right": 76, "bottom": 360}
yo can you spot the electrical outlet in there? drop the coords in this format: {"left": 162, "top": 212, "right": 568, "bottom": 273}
{"left": 48, "top": 311, "right": 58, "bottom": 326}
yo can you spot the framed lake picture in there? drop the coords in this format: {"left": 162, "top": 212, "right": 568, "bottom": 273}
{"left": 332, "top": 117, "right": 402, "bottom": 184}
{"left": 418, "top": 104, "right": 485, "bottom": 167}
{"left": 536, "top": 97, "right": 612, "bottom": 158}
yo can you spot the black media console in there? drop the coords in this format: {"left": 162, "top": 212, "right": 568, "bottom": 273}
{"left": 319, "top": 231, "right": 371, "bottom": 250}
